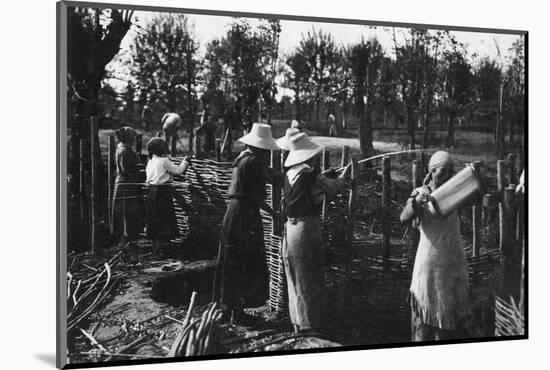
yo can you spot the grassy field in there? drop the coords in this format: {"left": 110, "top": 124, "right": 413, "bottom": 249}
{"left": 97, "top": 118, "right": 524, "bottom": 190}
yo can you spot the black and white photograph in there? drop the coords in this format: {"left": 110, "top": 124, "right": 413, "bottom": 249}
{"left": 56, "top": 1, "right": 527, "bottom": 368}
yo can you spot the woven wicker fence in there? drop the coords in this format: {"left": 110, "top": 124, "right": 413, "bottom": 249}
{"left": 110, "top": 155, "right": 509, "bottom": 342}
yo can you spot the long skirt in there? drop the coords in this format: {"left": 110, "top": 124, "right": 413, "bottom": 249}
{"left": 110, "top": 182, "right": 144, "bottom": 242}
{"left": 145, "top": 184, "right": 178, "bottom": 241}
{"left": 212, "top": 199, "right": 269, "bottom": 310}
{"left": 282, "top": 216, "right": 327, "bottom": 330}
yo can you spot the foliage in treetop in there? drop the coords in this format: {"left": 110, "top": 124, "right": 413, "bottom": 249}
{"left": 202, "top": 18, "right": 282, "bottom": 119}
{"left": 67, "top": 7, "right": 134, "bottom": 117}
{"left": 130, "top": 13, "right": 199, "bottom": 112}
{"left": 295, "top": 28, "right": 345, "bottom": 105}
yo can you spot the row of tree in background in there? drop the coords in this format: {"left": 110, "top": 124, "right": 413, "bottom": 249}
{"left": 67, "top": 7, "right": 525, "bottom": 158}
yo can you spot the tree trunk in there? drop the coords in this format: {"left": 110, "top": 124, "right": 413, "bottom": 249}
{"left": 446, "top": 110, "right": 456, "bottom": 148}
{"left": 407, "top": 105, "right": 416, "bottom": 149}
{"left": 365, "top": 102, "right": 374, "bottom": 156}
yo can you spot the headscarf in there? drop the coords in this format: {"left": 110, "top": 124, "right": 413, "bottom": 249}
{"left": 115, "top": 126, "right": 137, "bottom": 145}
{"left": 423, "top": 151, "right": 454, "bottom": 185}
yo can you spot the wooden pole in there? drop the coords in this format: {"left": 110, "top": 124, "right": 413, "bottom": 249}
{"left": 482, "top": 193, "right": 498, "bottom": 246}
{"left": 321, "top": 149, "right": 331, "bottom": 221}
{"left": 411, "top": 160, "right": 421, "bottom": 252}
{"left": 195, "top": 135, "right": 202, "bottom": 159}
{"left": 170, "top": 136, "right": 177, "bottom": 156}
{"left": 382, "top": 156, "right": 391, "bottom": 265}
{"left": 135, "top": 134, "right": 143, "bottom": 154}
{"left": 340, "top": 145, "right": 350, "bottom": 168}
{"left": 79, "top": 139, "right": 86, "bottom": 220}
{"left": 270, "top": 150, "right": 282, "bottom": 235}
{"left": 215, "top": 139, "right": 222, "bottom": 162}
{"left": 90, "top": 117, "right": 99, "bottom": 253}
{"left": 107, "top": 135, "right": 116, "bottom": 228}
{"left": 499, "top": 185, "right": 517, "bottom": 300}
{"left": 346, "top": 156, "right": 358, "bottom": 273}
{"left": 507, "top": 153, "right": 516, "bottom": 185}
{"left": 472, "top": 161, "right": 482, "bottom": 256}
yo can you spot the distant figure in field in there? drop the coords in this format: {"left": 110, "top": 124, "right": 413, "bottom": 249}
{"left": 327, "top": 113, "right": 337, "bottom": 137}
{"left": 161, "top": 112, "right": 183, "bottom": 154}
{"left": 196, "top": 104, "right": 216, "bottom": 153}
{"left": 141, "top": 103, "right": 153, "bottom": 132}
{"left": 291, "top": 116, "right": 303, "bottom": 132}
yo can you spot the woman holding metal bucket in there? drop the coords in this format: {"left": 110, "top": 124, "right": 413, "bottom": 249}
{"left": 400, "top": 151, "right": 472, "bottom": 341}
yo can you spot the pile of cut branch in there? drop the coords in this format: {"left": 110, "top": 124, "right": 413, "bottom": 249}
{"left": 168, "top": 292, "right": 223, "bottom": 357}
{"left": 67, "top": 251, "right": 124, "bottom": 331}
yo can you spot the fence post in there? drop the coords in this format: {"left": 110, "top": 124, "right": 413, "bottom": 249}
{"left": 79, "top": 139, "right": 86, "bottom": 220}
{"left": 321, "top": 149, "right": 331, "bottom": 221}
{"left": 411, "top": 160, "right": 421, "bottom": 252}
{"left": 340, "top": 145, "right": 350, "bottom": 168}
{"left": 482, "top": 193, "right": 498, "bottom": 247}
{"left": 135, "top": 133, "right": 143, "bottom": 154}
{"left": 195, "top": 135, "right": 202, "bottom": 159}
{"left": 499, "top": 185, "right": 517, "bottom": 300}
{"left": 270, "top": 150, "right": 282, "bottom": 236}
{"left": 507, "top": 153, "right": 516, "bottom": 185}
{"left": 346, "top": 156, "right": 358, "bottom": 273}
{"left": 472, "top": 161, "right": 482, "bottom": 256}
{"left": 215, "top": 139, "right": 222, "bottom": 162}
{"left": 170, "top": 136, "right": 177, "bottom": 156}
{"left": 90, "top": 117, "right": 99, "bottom": 253}
{"left": 107, "top": 135, "right": 116, "bottom": 228}
{"left": 382, "top": 156, "right": 391, "bottom": 265}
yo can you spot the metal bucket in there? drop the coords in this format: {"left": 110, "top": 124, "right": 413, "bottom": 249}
{"left": 430, "top": 163, "right": 483, "bottom": 217}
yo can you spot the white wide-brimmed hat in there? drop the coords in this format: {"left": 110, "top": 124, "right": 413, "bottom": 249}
{"left": 238, "top": 123, "right": 279, "bottom": 150}
{"left": 276, "top": 128, "right": 301, "bottom": 151}
{"left": 284, "top": 132, "right": 323, "bottom": 167}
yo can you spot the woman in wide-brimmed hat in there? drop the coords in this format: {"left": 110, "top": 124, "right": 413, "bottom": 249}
{"left": 110, "top": 126, "right": 145, "bottom": 248}
{"left": 212, "top": 123, "right": 282, "bottom": 323}
{"left": 400, "top": 151, "right": 471, "bottom": 341}
{"left": 282, "top": 132, "right": 350, "bottom": 334}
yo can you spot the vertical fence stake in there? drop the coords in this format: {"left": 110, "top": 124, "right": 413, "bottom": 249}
{"left": 107, "top": 135, "right": 116, "bottom": 229}
{"left": 499, "top": 185, "right": 517, "bottom": 300}
{"left": 135, "top": 133, "right": 143, "bottom": 154}
{"left": 346, "top": 156, "right": 358, "bottom": 273}
{"left": 79, "top": 139, "right": 86, "bottom": 220}
{"left": 321, "top": 149, "right": 331, "bottom": 220}
{"left": 90, "top": 117, "right": 99, "bottom": 253}
{"left": 270, "top": 150, "right": 282, "bottom": 236}
{"left": 340, "top": 145, "right": 350, "bottom": 168}
{"left": 411, "top": 160, "right": 421, "bottom": 252}
{"left": 215, "top": 139, "right": 222, "bottom": 162}
{"left": 195, "top": 135, "right": 202, "bottom": 159}
{"left": 482, "top": 193, "right": 498, "bottom": 246}
{"left": 382, "top": 156, "right": 391, "bottom": 266}
{"left": 170, "top": 136, "right": 177, "bottom": 157}
{"left": 472, "top": 161, "right": 482, "bottom": 256}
